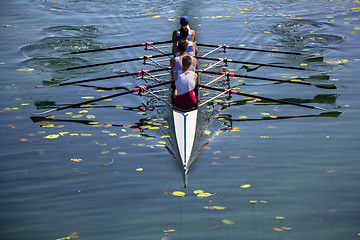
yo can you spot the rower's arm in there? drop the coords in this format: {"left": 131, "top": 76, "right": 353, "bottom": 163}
{"left": 172, "top": 30, "right": 178, "bottom": 44}
{"left": 192, "top": 30, "right": 196, "bottom": 42}
{"left": 172, "top": 43, "right": 177, "bottom": 56}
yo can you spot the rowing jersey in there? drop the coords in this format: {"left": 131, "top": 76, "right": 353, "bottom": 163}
{"left": 172, "top": 56, "right": 196, "bottom": 72}
{"left": 174, "top": 70, "right": 197, "bottom": 110}
{"left": 175, "top": 41, "right": 195, "bottom": 57}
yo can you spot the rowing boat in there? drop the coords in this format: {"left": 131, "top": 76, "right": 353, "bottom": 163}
{"left": 171, "top": 83, "right": 199, "bottom": 174}
{"left": 34, "top": 39, "right": 338, "bottom": 186}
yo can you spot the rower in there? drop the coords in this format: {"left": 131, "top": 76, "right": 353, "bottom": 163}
{"left": 172, "top": 27, "right": 198, "bottom": 57}
{"left": 172, "top": 55, "right": 198, "bottom": 110}
{"left": 172, "top": 15, "right": 196, "bottom": 44}
{"left": 170, "top": 39, "right": 197, "bottom": 72}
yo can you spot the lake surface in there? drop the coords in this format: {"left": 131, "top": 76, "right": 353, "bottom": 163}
{"left": 1, "top": 0, "right": 359, "bottom": 239}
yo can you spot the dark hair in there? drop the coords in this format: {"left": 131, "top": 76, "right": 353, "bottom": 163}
{"left": 178, "top": 40, "right": 188, "bottom": 53}
{"left": 179, "top": 27, "right": 189, "bottom": 39}
{"left": 182, "top": 55, "right": 192, "bottom": 69}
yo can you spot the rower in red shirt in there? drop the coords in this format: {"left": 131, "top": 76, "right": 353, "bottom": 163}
{"left": 172, "top": 55, "right": 198, "bottom": 110}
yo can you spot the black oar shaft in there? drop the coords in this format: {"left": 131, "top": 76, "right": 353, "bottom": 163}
{"left": 37, "top": 80, "right": 174, "bottom": 114}
{"left": 197, "top": 84, "right": 325, "bottom": 111}
{"left": 197, "top": 43, "right": 307, "bottom": 55}
{"left": 197, "top": 70, "right": 336, "bottom": 89}
{"left": 66, "top": 40, "right": 172, "bottom": 55}
{"left": 56, "top": 67, "right": 171, "bottom": 87}
{"left": 60, "top": 53, "right": 172, "bottom": 71}
{"left": 197, "top": 56, "right": 309, "bottom": 71}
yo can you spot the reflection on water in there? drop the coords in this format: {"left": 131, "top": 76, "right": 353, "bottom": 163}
{"left": 2, "top": 0, "right": 360, "bottom": 239}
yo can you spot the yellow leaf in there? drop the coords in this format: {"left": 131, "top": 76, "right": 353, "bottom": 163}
{"left": 118, "top": 152, "right": 127, "bottom": 155}
{"left": 160, "top": 135, "right": 170, "bottom": 138}
{"left": 261, "top": 112, "right": 270, "bottom": 116}
{"left": 249, "top": 200, "right": 258, "bottom": 204}
{"left": 276, "top": 216, "right": 285, "bottom": 220}
{"left": 203, "top": 130, "right": 211, "bottom": 135}
{"left": 172, "top": 191, "right": 185, "bottom": 197}
{"left": 273, "top": 228, "right": 284, "bottom": 232}
{"left": 194, "top": 190, "right": 204, "bottom": 194}
{"left": 163, "top": 229, "right": 175, "bottom": 233}
{"left": 44, "top": 134, "right": 60, "bottom": 139}
{"left": 136, "top": 168, "right": 143, "bottom": 171}
{"left": 86, "top": 115, "right": 95, "bottom": 119}
{"left": 222, "top": 219, "right": 235, "bottom": 225}
{"left": 79, "top": 110, "right": 88, "bottom": 113}
{"left": 197, "top": 192, "right": 212, "bottom": 198}
{"left": 81, "top": 96, "right": 94, "bottom": 99}
{"left": 212, "top": 206, "right": 226, "bottom": 210}
{"left": 282, "top": 227, "right": 292, "bottom": 230}
{"left": 240, "top": 184, "right": 251, "bottom": 188}
{"left": 71, "top": 158, "right": 83, "bottom": 162}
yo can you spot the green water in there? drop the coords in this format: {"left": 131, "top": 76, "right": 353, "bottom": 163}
{"left": 1, "top": 0, "right": 359, "bottom": 239}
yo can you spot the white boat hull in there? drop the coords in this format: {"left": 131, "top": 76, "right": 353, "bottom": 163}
{"left": 173, "top": 108, "right": 198, "bottom": 172}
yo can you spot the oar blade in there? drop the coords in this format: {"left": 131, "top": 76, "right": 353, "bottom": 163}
{"left": 315, "top": 83, "right": 337, "bottom": 89}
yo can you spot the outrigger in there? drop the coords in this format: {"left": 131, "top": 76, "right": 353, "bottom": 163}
{"left": 33, "top": 39, "right": 339, "bottom": 185}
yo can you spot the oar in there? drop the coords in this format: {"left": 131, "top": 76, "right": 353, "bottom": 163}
{"left": 64, "top": 40, "right": 173, "bottom": 55}
{"left": 197, "top": 84, "right": 326, "bottom": 111}
{"left": 35, "top": 80, "right": 174, "bottom": 115}
{"left": 197, "top": 56, "right": 315, "bottom": 71}
{"left": 197, "top": 43, "right": 311, "bottom": 56}
{"left": 59, "top": 53, "right": 172, "bottom": 71}
{"left": 38, "top": 67, "right": 171, "bottom": 88}
{"left": 197, "top": 70, "right": 337, "bottom": 89}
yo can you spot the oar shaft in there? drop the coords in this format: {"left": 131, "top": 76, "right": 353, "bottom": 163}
{"left": 197, "top": 56, "right": 309, "bottom": 71}
{"left": 197, "top": 70, "right": 312, "bottom": 87}
{"left": 60, "top": 53, "right": 172, "bottom": 71}
{"left": 65, "top": 40, "right": 173, "bottom": 55}
{"left": 197, "top": 84, "right": 325, "bottom": 110}
{"left": 197, "top": 43, "right": 309, "bottom": 55}
{"left": 37, "top": 80, "right": 174, "bottom": 115}
{"left": 57, "top": 67, "right": 171, "bottom": 86}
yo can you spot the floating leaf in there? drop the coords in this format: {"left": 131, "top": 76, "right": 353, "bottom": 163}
{"left": 276, "top": 216, "right": 285, "bottom": 220}
{"left": 81, "top": 96, "right": 94, "bottom": 99}
{"left": 71, "top": 158, "right": 83, "bottom": 162}
{"left": 163, "top": 229, "right": 175, "bottom": 233}
{"left": 273, "top": 228, "right": 284, "bottom": 232}
{"left": 197, "top": 192, "right": 213, "bottom": 198}
{"left": 203, "top": 130, "right": 211, "bottom": 135}
{"left": 240, "top": 184, "right": 251, "bottom": 189}
{"left": 212, "top": 206, "right": 226, "bottom": 210}
{"left": 136, "top": 168, "right": 143, "bottom": 171}
{"left": 249, "top": 200, "right": 258, "bottom": 204}
{"left": 44, "top": 134, "right": 60, "bottom": 139}
{"left": 172, "top": 191, "right": 185, "bottom": 197}
{"left": 19, "top": 138, "right": 29, "bottom": 142}
{"left": 282, "top": 227, "right": 292, "bottom": 231}
{"left": 222, "top": 219, "right": 235, "bottom": 225}
{"left": 194, "top": 190, "right": 204, "bottom": 194}
{"left": 118, "top": 152, "right": 127, "bottom": 155}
